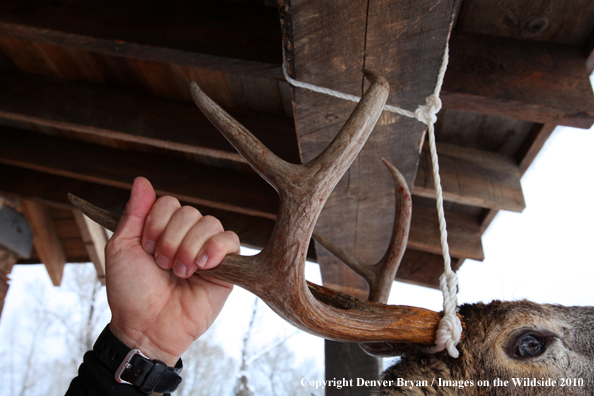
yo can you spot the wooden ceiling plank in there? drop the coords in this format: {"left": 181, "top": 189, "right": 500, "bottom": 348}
{"left": 516, "top": 123, "right": 557, "bottom": 176}
{"left": 442, "top": 32, "right": 594, "bottom": 129}
{"left": 414, "top": 143, "right": 526, "bottom": 212}
{"left": 0, "top": 163, "right": 306, "bottom": 260}
{"left": 0, "top": 127, "right": 279, "bottom": 220}
{"left": 396, "top": 249, "right": 461, "bottom": 290}
{"left": 0, "top": 164, "right": 129, "bottom": 214}
{"left": 20, "top": 199, "right": 66, "bottom": 286}
{"left": 282, "top": 0, "right": 458, "bottom": 299}
{"left": 0, "top": 71, "right": 301, "bottom": 166}
{"left": 72, "top": 209, "right": 107, "bottom": 285}
{"left": 409, "top": 205, "right": 483, "bottom": 261}
{"left": 0, "top": 0, "right": 283, "bottom": 79}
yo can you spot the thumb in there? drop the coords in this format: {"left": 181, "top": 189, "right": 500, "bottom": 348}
{"left": 114, "top": 177, "right": 157, "bottom": 241}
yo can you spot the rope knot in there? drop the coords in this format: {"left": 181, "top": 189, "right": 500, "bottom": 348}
{"left": 424, "top": 311, "right": 462, "bottom": 358}
{"left": 414, "top": 94, "right": 442, "bottom": 125}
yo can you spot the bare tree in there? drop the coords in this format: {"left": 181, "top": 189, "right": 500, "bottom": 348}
{"left": 176, "top": 324, "right": 237, "bottom": 396}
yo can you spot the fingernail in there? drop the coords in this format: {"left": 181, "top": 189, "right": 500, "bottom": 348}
{"left": 155, "top": 254, "right": 169, "bottom": 269}
{"left": 196, "top": 254, "right": 208, "bottom": 268}
{"left": 174, "top": 262, "right": 187, "bottom": 277}
{"left": 144, "top": 240, "right": 156, "bottom": 254}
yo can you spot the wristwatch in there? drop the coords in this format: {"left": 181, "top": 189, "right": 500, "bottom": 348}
{"left": 93, "top": 324, "right": 183, "bottom": 394}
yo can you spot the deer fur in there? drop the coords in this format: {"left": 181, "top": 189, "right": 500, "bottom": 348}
{"left": 378, "top": 300, "right": 594, "bottom": 395}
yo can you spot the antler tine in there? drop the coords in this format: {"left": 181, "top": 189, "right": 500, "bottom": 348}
{"left": 70, "top": 71, "right": 447, "bottom": 345}
{"left": 313, "top": 158, "right": 411, "bottom": 304}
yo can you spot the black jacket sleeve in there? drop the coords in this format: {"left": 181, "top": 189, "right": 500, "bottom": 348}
{"left": 65, "top": 351, "right": 146, "bottom": 396}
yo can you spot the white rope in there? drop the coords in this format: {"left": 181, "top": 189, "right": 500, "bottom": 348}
{"left": 283, "top": 45, "right": 462, "bottom": 358}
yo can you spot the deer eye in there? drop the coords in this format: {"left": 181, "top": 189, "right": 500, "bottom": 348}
{"left": 516, "top": 334, "right": 545, "bottom": 357}
{"left": 506, "top": 330, "right": 556, "bottom": 360}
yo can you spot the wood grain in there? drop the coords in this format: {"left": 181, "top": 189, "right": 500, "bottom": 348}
{"left": 414, "top": 143, "right": 526, "bottom": 212}
{"left": 442, "top": 32, "right": 594, "bottom": 129}
{"left": 0, "top": 0, "right": 283, "bottom": 79}
{"left": 21, "top": 199, "right": 66, "bottom": 286}
{"left": 0, "top": 247, "right": 17, "bottom": 318}
{"left": 0, "top": 127, "right": 280, "bottom": 219}
{"left": 73, "top": 209, "right": 108, "bottom": 285}
{"left": 0, "top": 71, "right": 301, "bottom": 167}
{"left": 282, "top": 0, "right": 457, "bottom": 299}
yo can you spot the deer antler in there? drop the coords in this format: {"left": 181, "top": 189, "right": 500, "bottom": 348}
{"left": 69, "top": 70, "right": 444, "bottom": 345}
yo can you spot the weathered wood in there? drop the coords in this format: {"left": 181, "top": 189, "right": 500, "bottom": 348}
{"left": 442, "top": 32, "right": 594, "bottom": 129}
{"left": 0, "top": 71, "right": 301, "bottom": 167}
{"left": 414, "top": 143, "right": 526, "bottom": 212}
{"left": 0, "top": 246, "right": 17, "bottom": 318}
{"left": 20, "top": 200, "right": 66, "bottom": 286}
{"left": 0, "top": 202, "right": 33, "bottom": 258}
{"left": 325, "top": 340, "right": 380, "bottom": 396}
{"left": 516, "top": 123, "right": 557, "bottom": 176}
{"left": 396, "top": 249, "right": 461, "bottom": 290}
{"left": 434, "top": 109, "right": 535, "bottom": 157}
{"left": 73, "top": 210, "right": 107, "bottom": 285}
{"left": 0, "top": 0, "right": 283, "bottom": 79}
{"left": 586, "top": 32, "right": 594, "bottom": 74}
{"left": 282, "top": 0, "right": 457, "bottom": 296}
{"left": 0, "top": 127, "right": 279, "bottom": 220}
{"left": 0, "top": 163, "right": 129, "bottom": 214}
{"left": 409, "top": 206, "right": 484, "bottom": 261}
{"left": 456, "top": 0, "right": 594, "bottom": 45}
{"left": 0, "top": 164, "right": 319, "bottom": 262}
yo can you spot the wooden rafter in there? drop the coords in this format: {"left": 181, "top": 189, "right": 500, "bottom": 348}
{"left": 72, "top": 210, "right": 107, "bottom": 285}
{"left": 0, "top": 127, "right": 280, "bottom": 220}
{"left": 0, "top": 0, "right": 283, "bottom": 79}
{"left": 20, "top": 199, "right": 66, "bottom": 286}
{"left": 442, "top": 32, "right": 594, "bottom": 129}
{"left": 0, "top": 71, "right": 300, "bottom": 167}
{"left": 0, "top": 246, "right": 17, "bottom": 318}
{"left": 414, "top": 143, "right": 526, "bottom": 213}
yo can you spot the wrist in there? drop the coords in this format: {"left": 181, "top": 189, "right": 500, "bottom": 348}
{"left": 109, "top": 323, "right": 180, "bottom": 367}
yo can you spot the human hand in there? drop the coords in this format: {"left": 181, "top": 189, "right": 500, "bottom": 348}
{"left": 105, "top": 177, "right": 240, "bottom": 366}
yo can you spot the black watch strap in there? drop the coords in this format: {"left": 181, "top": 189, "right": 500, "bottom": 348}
{"left": 93, "top": 325, "right": 183, "bottom": 394}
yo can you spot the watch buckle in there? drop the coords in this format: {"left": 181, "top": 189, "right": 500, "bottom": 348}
{"left": 115, "top": 348, "right": 149, "bottom": 385}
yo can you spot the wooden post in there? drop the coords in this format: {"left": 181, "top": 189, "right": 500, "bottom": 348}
{"left": 280, "top": 0, "right": 457, "bottom": 390}
{"left": 325, "top": 341, "right": 380, "bottom": 396}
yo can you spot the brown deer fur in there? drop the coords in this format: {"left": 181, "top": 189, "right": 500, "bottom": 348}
{"left": 378, "top": 300, "right": 594, "bottom": 395}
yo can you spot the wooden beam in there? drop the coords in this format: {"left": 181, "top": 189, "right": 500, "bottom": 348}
{"left": 0, "top": 127, "right": 279, "bottom": 220}
{"left": 72, "top": 209, "right": 107, "bottom": 285}
{"left": 0, "top": 0, "right": 283, "bottom": 79}
{"left": 20, "top": 199, "right": 66, "bottom": 286}
{"left": 409, "top": 205, "right": 484, "bottom": 261}
{"left": 516, "top": 123, "right": 558, "bottom": 176}
{"left": 414, "top": 143, "right": 526, "bottom": 212}
{"left": 282, "top": 0, "right": 457, "bottom": 299}
{"left": 396, "top": 249, "right": 461, "bottom": 290}
{"left": 0, "top": 163, "right": 318, "bottom": 262}
{"left": 0, "top": 164, "right": 129, "bottom": 214}
{"left": 442, "top": 32, "right": 594, "bottom": 129}
{"left": 583, "top": 27, "right": 594, "bottom": 75}
{"left": 0, "top": 246, "right": 17, "bottom": 318}
{"left": 0, "top": 71, "right": 301, "bottom": 166}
